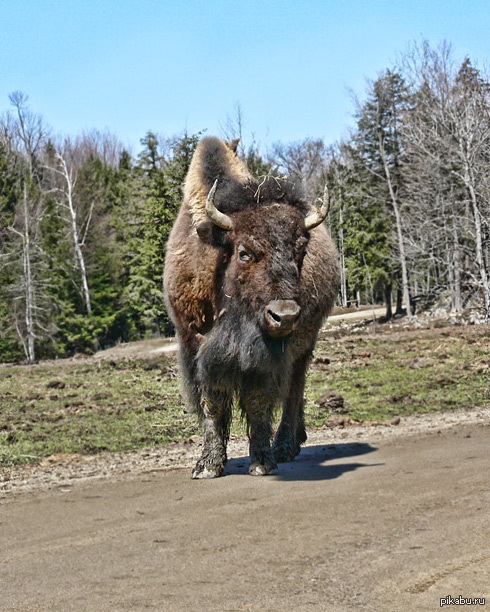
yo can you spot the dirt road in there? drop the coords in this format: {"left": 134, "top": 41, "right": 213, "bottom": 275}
{"left": 327, "top": 306, "right": 387, "bottom": 323}
{"left": 1, "top": 410, "right": 489, "bottom": 612}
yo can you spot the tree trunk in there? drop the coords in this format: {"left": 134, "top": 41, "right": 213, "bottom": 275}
{"left": 23, "top": 185, "right": 35, "bottom": 363}
{"left": 338, "top": 199, "right": 348, "bottom": 307}
{"left": 395, "top": 286, "right": 404, "bottom": 315}
{"left": 462, "top": 162, "right": 490, "bottom": 320}
{"left": 467, "top": 182, "right": 490, "bottom": 319}
{"left": 384, "top": 283, "right": 393, "bottom": 319}
{"left": 377, "top": 128, "right": 412, "bottom": 318}
{"left": 59, "top": 154, "right": 92, "bottom": 314}
{"left": 451, "top": 220, "right": 463, "bottom": 311}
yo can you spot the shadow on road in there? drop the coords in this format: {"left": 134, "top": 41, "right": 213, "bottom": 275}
{"left": 224, "top": 442, "right": 381, "bottom": 481}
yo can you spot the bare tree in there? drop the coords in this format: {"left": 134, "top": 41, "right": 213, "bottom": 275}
{"left": 327, "top": 145, "right": 349, "bottom": 307}
{"left": 75, "top": 128, "right": 125, "bottom": 167}
{"left": 2, "top": 92, "right": 50, "bottom": 361}
{"left": 271, "top": 138, "right": 327, "bottom": 200}
{"left": 7, "top": 186, "right": 36, "bottom": 361}
{"left": 400, "top": 43, "right": 490, "bottom": 319}
{"left": 376, "top": 102, "right": 413, "bottom": 317}
{"left": 45, "top": 142, "right": 92, "bottom": 313}
{"left": 8, "top": 91, "right": 47, "bottom": 178}
{"left": 450, "top": 62, "right": 490, "bottom": 319}
{"left": 220, "top": 101, "right": 246, "bottom": 157}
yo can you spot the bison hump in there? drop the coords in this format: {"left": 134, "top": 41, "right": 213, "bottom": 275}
{"left": 184, "top": 137, "right": 251, "bottom": 226}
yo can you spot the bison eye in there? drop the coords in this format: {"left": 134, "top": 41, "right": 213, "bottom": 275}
{"left": 238, "top": 245, "right": 253, "bottom": 263}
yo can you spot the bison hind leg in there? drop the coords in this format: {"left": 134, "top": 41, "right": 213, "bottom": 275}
{"left": 273, "top": 354, "right": 310, "bottom": 463}
{"left": 273, "top": 426, "right": 297, "bottom": 463}
{"left": 273, "top": 408, "right": 308, "bottom": 462}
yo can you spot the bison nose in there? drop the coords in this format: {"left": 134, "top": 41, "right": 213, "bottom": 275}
{"left": 263, "top": 300, "right": 301, "bottom": 337}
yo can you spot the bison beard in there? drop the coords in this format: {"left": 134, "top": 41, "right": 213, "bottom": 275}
{"left": 163, "top": 137, "right": 339, "bottom": 478}
{"left": 197, "top": 312, "right": 293, "bottom": 386}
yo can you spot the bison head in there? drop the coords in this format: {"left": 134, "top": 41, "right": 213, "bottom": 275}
{"left": 197, "top": 178, "right": 329, "bottom": 341}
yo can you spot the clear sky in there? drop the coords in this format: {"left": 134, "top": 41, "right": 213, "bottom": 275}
{"left": 1, "top": 0, "right": 490, "bottom": 153}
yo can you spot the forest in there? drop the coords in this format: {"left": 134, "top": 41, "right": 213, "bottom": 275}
{"left": 1, "top": 41, "right": 489, "bottom": 363}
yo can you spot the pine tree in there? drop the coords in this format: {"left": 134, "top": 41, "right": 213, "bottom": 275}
{"left": 125, "top": 131, "right": 200, "bottom": 336}
{"left": 328, "top": 144, "right": 394, "bottom": 312}
{"left": 246, "top": 142, "right": 273, "bottom": 177}
{"left": 352, "top": 70, "right": 412, "bottom": 315}
{"left": 0, "top": 139, "right": 23, "bottom": 361}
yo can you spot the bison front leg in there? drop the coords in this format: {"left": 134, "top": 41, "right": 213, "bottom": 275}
{"left": 240, "top": 378, "right": 278, "bottom": 476}
{"left": 192, "top": 388, "right": 232, "bottom": 479}
{"left": 273, "top": 354, "right": 309, "bottom": 463}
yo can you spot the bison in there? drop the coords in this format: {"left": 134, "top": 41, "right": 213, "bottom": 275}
{"left": 164, "top": 137, "right": 339, "bottom": 478}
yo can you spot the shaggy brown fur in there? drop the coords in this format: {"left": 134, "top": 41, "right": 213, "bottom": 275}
{"left": 164, "top": 137, "right": 339, "bottom": 478}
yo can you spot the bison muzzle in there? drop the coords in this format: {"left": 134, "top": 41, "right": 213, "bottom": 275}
{"left": 164, "top": 137, "right": 339, "bottom": 478}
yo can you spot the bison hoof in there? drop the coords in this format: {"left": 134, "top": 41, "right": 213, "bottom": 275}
{"left": 191, "top": 459, "right": 224, "bottom": 479}
{"left": 273, "top": 430, "right": 306, "bottom": 463}
{"left": 249, "top": 458, "right": 278, "bottom": 476}
{"left": 273, "top": 442, "right": 296, "bottom": 463}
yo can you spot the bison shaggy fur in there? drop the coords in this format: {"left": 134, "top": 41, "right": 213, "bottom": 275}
{"left": 164, "top": 137, "right": 339, "bottom": 478}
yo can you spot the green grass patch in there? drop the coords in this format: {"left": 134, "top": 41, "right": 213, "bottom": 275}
{"left": 0, "top": 358, "right": 202, "bottom": 467}
{"left": 304, "top": 325, "right": 490, "bottom": 425}
{"left": 1, "top": 324, "right": 489, "bottom": 466}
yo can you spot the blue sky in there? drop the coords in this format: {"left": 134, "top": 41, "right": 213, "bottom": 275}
{"left": 1, "top": 0, "right": 490, "bottom": 153}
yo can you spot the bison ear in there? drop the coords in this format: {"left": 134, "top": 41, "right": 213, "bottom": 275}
{"left": 227, "top": 138, "right": 240, "bottom": 154}
{"left": 196, "top": 221, "right": 229, "bottom": 246}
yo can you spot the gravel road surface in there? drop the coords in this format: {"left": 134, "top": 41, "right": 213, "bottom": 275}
{"left": 1, "top": 408, "right": 489, "bottom": 612}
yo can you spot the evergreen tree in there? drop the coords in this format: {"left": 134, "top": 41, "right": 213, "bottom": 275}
{"left": 0, "top": 140, "right": 22, "bottom": 360}
{"left": 125, "top": 131, "right": 200, "bottom": 336}
{"left": 351, "top": 70, "right": 411, "bottom": 315}
{"left": 246, "top": 142, "right": 273, "bottom": 177}
{"left": 328, "top": 145, "right": 394, "bottom": 312}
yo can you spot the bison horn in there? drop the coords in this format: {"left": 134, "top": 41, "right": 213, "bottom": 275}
{"left": 206, "top": 179, "right": 234, "bottom": 230}
{"left": 304, "top": 184, "right": 330, "bottom": 231}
